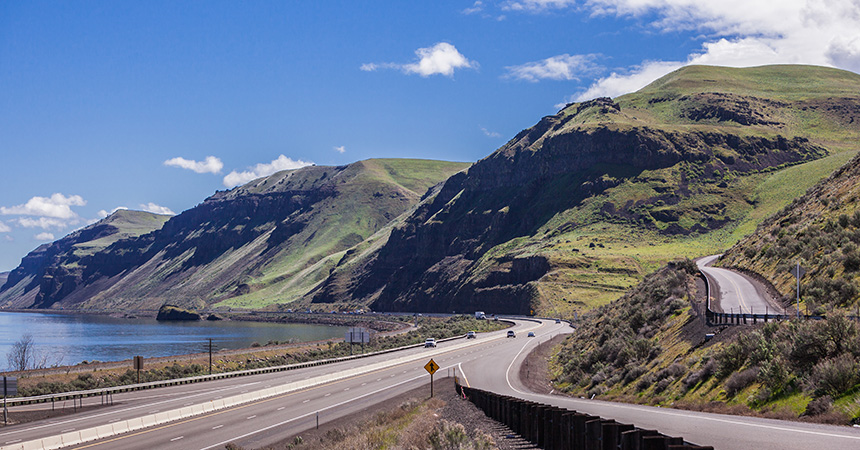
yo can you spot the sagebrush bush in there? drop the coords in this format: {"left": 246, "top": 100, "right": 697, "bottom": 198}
{"left": 725, "top": 368, "right": 758, "bottom": 397}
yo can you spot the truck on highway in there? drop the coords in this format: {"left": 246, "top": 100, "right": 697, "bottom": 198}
{"left": 475, "top": 311, "right": 486, "bottom": 319}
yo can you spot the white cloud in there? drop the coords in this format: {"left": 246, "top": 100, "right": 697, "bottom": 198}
{"left": 505, "top": 54, "right": 603, "bottom": 82}
{"left": 223, "top": 155, "right": 314, "bottom": 188}
{"left": 0, "top": 222, "right": 10, "bottom": 233}
{"left": 97, "top": 207, "right": 128, "bottom": 219}
{"left": 361, "top": 42, "right": 477, "bottom": 77}
{"left": 334, "top": 146, "right": 346, "bottom": 154}
{"left": 463, "top": 1, "right": 485, "bottom": 14}
{"left": 17, "top": 217, "right": 70, "bottom": 230}
{"left": 573, "top": 60, "right": 684, "bottom": 102}
{"left": 4, "top": 235, "right": 12, "bottom": 242}
{"left": 34, "top": 232, "right": 55, "bottom": 241}
{"left": 0, "top": 193, "right": 86, "bottom": 219}
{"left": 499, "top": 0, "right": 860, "bottom": 101}
{"left": 502, "top": 0, "right": 575, "bottom": 11}
{"left": 139, "top": 203, "right": 176, "bottom": 215}
{"left": 164, "top": 156, "right": 223, "bottom": 174}
{"left": 481, "top": 127, "right": 502, "bottom": 138}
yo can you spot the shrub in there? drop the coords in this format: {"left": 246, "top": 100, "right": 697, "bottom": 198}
{"left": 807, "top": 354, "right": 860, "bottom": 397}
{"left": 804, "top": 395, "right": 833, "bottom": 416}
{"left": 725, "top": 368, "right": 758, "bottom": 397}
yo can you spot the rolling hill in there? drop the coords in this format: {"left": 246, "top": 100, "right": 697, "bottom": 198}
{"left": 0, "top": 159, "right": 469, "bottom": 311}
{"left": 312, "top": 65, "right": 860, "bottom": 315}
{"left": 720, "top": 149, "right": 860, "bottom": 314}
{"left": 0, "top": 209, "right": 172, "bottom": 308}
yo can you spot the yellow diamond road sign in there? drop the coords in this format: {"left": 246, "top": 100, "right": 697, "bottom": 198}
{"left": 424, "top": 359, "right": 439, "bottom": 375}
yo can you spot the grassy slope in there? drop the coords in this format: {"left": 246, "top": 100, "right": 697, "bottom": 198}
{"left": 721, "top": 149, "right": 860, "bottom": 313}
{"left": 207, "top": 159, "right": 470, "bottom": 310}
{"left": 552, "top": 261, "right": 860, "bottom": 424}
{"left": 69, "top": 210, "right": 173, "bottom": 261}
{"left": 500, "top": 65, "right": 860, "bottom": 316}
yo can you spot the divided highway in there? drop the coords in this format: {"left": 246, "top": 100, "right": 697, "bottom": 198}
{"left": 4, "top": 317, "right": 860, "bottom": 450}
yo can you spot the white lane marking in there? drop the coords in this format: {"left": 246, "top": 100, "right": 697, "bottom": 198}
{"left": 302, "top": 400, "right": 309, "bottom": 404}
{"left": 504, "top": 327, "right": 860, "bottom": 442}
{"left": 277, "top": 407, "right": 286, "bottom": 411}
{"left": 0, "top": 380, "right": 261, "bottom": 438}
{"left": 5, "top": 440, "right": 22, "bottom": 444}
{"left": 212, "top": 425, "right": 223, "bottom": 430}
{"left": 324, "top": 393, "right": 331, "bottom": 397}
{"left": 200, "top": 370, "right": 452, "bottom": 450}
{"left": 246, "top": 415, "right": 256, "bottom": 420}
{"left": 61, "top": 429, "right": 75, "bottom": 433}
{"left": 361, "top": 383, "right": 367, "bottom": 386}
{"left": 344, "top": 388, "right": 350, "bottom": 391}
{"left": 171, "top": 436, "right": 184, "bottom": 441}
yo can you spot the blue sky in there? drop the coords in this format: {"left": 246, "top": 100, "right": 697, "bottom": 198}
{"left": 2, "top": 0, "right": 859, "bottom": 271}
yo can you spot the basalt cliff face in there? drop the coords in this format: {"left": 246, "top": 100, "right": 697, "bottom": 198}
{"left": 312, "top": 65, "right": 860, "bottom": 314}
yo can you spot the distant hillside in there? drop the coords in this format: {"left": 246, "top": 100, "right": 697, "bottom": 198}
{"left": 0, "top": 159, "right": 468, "bottom": 311}
{"left": 721, "top": 150, "right": 860, "bottom": 314}
{"left": 0, "top": 272, "right": 8, "bottom": 287}
{"left": 313, "top": 65, "right": 860, "bottom": 314}
{"left": 0, "top": 209, "right": 171, "bottom": 308}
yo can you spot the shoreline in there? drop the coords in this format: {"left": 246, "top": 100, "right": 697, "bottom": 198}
{"left": 0, "top": 309, "right": 413, "bottom": 378}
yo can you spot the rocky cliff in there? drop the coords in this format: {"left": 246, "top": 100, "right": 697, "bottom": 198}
{"left": 0, "top": 159, "right": 468, "bottom": 311}
{"left": 312, "top": 65, "right": 860, "bottom": 314}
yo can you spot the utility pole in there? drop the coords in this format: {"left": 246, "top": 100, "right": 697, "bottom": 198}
{"left": 790, "top": 262, "right": 806, "bottom": 319}
{"left": 208, "top": 338, "right": 213, "bottom": 375}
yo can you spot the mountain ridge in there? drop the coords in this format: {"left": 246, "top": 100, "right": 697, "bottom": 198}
{"left": 311, "top": 65, "right": 860, "bottom": 314}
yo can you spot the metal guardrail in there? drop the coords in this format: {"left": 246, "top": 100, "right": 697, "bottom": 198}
{"left": 456, "top": 382, "right": 713, "bottom": 450}
{"left": 3, "top": 333, "right": 469, "bottom": 407}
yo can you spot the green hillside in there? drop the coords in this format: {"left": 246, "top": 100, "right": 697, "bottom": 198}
{"left": 314, "top": 65, "right": 860, "bottom": 316}
{"left": 511, "top": 65, "right": 860, "bottom": 316}
{"left": 0, "top": 158, "right": 469, "bottom": 311}
{"left": 0, "top": 209, "right": 171, "bottom": 309}
{"left": 721, "top": 150, "right": 860, "bottom": 314}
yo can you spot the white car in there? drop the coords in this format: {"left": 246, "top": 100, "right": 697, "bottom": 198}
{"left": 466, "top": 331, "right": 477, "bottom": 339}
{"left": 424, "top": 338, "right": 437, "bottom": 348}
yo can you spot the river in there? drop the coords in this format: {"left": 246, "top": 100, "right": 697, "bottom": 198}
{"left": 0, "top": 311, "right": 347, "bottom": 371}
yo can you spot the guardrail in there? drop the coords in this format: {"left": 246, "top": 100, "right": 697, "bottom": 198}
{"left": 455, "top": 382, "right": 713, "bottom": 450}
{"left": 2, "top": 333, "right": 470, "bottom": 408}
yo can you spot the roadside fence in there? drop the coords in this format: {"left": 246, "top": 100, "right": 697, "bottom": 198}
{"left": 455, "top": 381, "right": 713, "bottom": 450}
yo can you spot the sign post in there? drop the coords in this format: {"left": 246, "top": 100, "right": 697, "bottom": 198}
{"left": 133, "top": 356, "right": 144, "bottom": 383}
{"left": 345, "top": 327, "right": 371, "bottom": 355}
{"left": 3, "top": 376, "right": 17, "bottom": 426}
{"left": 424, "top": 359, "right": 439, "bottom": 398}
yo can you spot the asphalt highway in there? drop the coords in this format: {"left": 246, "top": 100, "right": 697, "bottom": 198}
{"left": 5, "top": 317, "right": 860, "bottom": 450}
{"left": 697, "top": 255, "right": 783, "bottom": 315}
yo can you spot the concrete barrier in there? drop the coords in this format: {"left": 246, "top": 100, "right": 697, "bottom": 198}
{"left": 94, "top": 425, "right": 114, "bottom": 440}
{"left": 21, "top": 440, "right": 44, "bottom": 450}
{"left": 60, "top": 431, "right": 82, "bottom": 447}
{"left": 112, "top": 421, "right": 129, "bottom": 435}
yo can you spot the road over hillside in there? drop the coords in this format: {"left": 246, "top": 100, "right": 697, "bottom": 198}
{"left": 5, "top": 318, "right": 860, "bottom": 450}
{"left": 697, "top": 254, "right": 783, "bottom": 315}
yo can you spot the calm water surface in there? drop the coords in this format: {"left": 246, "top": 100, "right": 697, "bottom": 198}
{"left": 0, "top": 311, "right": 347, "bottom": 371}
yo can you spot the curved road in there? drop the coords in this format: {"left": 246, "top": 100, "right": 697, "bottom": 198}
{"left": 697, "top": 255, "right": 783, "bottom": 315}
{"left": 5, "top": 319, "right": 860, "bottom": 449}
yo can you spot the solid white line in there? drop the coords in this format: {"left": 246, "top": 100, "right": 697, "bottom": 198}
{"left": 170, "top": 436, "right": 184, "bottom": 441}
{"left": 212, "top": 425, "right": 223, "bottom": 430}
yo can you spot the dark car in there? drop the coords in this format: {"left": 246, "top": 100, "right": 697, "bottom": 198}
{"left": 507, "top": 330, "right": 516, "bottom": 338}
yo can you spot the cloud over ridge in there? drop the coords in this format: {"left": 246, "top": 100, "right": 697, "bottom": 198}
{"left": 223, "top": 155, "right": 313, "bottom": 188}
